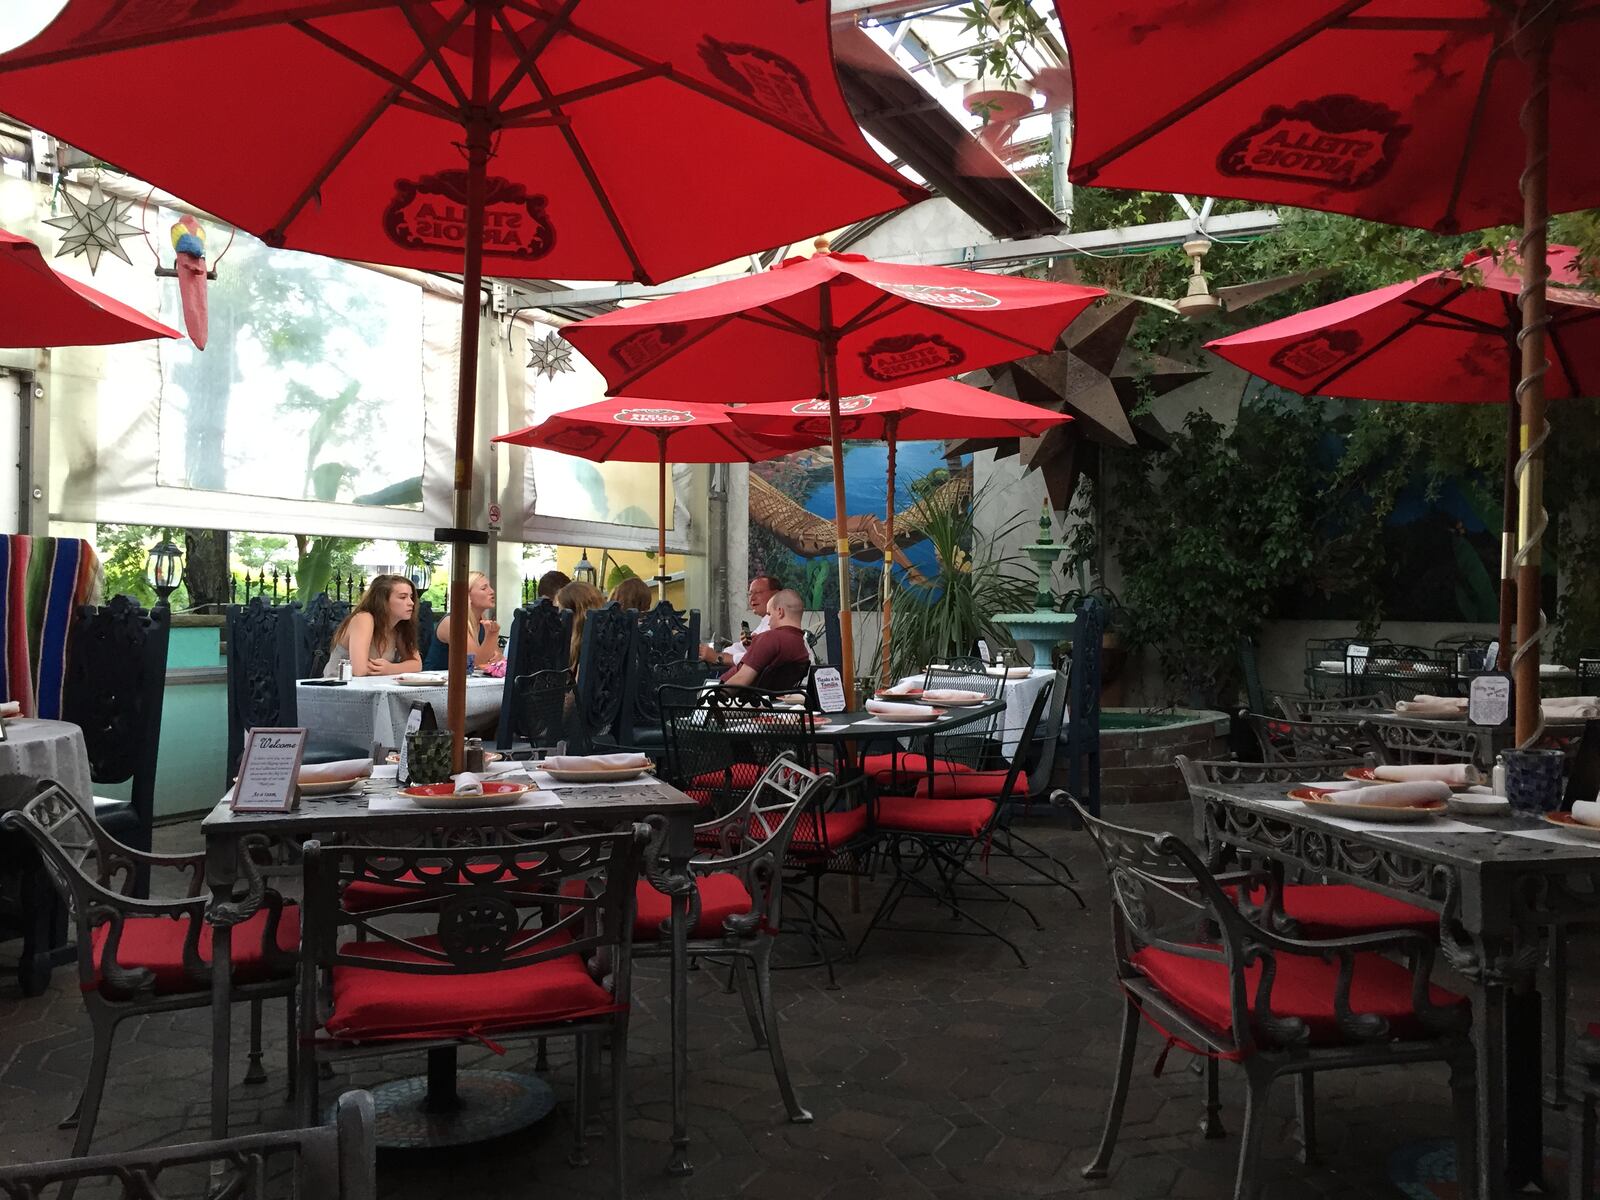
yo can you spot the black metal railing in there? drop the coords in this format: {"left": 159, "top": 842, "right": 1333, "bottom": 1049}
{"left": 230, "top": 569, "right": 366, "bottom": 605}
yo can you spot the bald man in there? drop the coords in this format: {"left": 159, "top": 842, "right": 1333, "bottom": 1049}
{"left": 721, "top": 588, "right": 811, "bottom": 692}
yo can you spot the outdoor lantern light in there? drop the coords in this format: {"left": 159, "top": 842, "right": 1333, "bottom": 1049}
{"left": 573, "top": 548, "right": 598, "bottom": 587}
{"left": 146, "top": 538, "right": 184, "bottom": 607}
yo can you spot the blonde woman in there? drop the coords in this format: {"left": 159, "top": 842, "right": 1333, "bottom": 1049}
{"left": 556, "top": 580, "right": 605, "bottom": 675}
{"left": 425, "top": 571, "right": 503, "bottom": 671}
{"left": 323, "top": 575, "right": 421, "bottom": 677}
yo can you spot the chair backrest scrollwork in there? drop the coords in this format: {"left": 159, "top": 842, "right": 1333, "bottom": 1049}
{"left": 225, "top": 597, "right": 308, "bottom": 776}
{"left": 495, "top": 601, "right": 573, "bottom": 747}
{"left": 571, "top": 602, "right": 635, "bottom": 751}
{"left": 303, "top": 592, "right": 352, "bottom": 680}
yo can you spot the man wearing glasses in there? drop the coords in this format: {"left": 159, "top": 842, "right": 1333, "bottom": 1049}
{"left": 699, "top": 574, "right": 782, "bottom": 669}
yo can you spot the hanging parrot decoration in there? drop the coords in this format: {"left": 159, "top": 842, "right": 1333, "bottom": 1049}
{"left": 169, "top": 214, "right": 208, "bottom": 349}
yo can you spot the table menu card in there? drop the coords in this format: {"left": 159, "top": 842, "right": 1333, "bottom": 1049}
{"left": 232, "top": 727, "right": 306, "bottom": 812}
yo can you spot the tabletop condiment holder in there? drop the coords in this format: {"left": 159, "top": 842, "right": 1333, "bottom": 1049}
{"left": 1504, "top": 748, "right": 1566, "bottom": 815}
{"left": 403, "top": 729, "right": 454, "bottom": 787}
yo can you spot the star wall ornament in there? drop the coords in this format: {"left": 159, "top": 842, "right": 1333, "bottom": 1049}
{"left": 527, "top": 332, "right": 575, "bottom": 380}
{"left": 949, "top": 298, "right": 1209, "bottom": 512}
{"left": 42, "top": 180, "right": 141, "bottom": 274}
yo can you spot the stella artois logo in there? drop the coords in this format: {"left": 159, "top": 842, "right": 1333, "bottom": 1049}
{"left": 875, "top": 282, "right": 1002, "bottom": 309}
{"left": 383, "top": 171, "right": 555, "bottom": 260}
{"left": 89, "top": 0, "right": 241, "bottom": 37}
{"left": 859, "top": 334, "right": 964, "bottom": 383}
{"left": 1219, "top": 96, "right": 1408, "bottom": 192}
{"left": 699, "top": 36, "right": 833, "bottom": 139}
{"left": 1268, "top": 330, "right": 1363, "bottom": 380}
{"left": 609, "top": 325, "right": 688, "bottom": 375}
{"left": 790, "top": 396, "right": 876, "bottom": 415}
{"left": 612, "top": 407, "right": 697, "bottom": 426}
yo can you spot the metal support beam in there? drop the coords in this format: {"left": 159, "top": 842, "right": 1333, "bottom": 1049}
{"left": 496, "top": 210, "right": 1281, "bottom": 314}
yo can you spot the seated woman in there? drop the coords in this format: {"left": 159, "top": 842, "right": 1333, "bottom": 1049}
{"left": 610, "top": 575, "right": 652, "bottom": 613}
{"left": 323, "top": 574, "right": 422, "bottom": 677}
{"left": 556, "top": 580, "right": 604, "bottom": 677}
{"left": 423, "top": 571, "right": 503, "bottom": 671}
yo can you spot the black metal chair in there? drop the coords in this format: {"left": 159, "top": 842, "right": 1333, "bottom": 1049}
{"left": 1246, "top": 713, "right": 1380, "bottom": 762}
{"left": 303, "top": 591, "right": 352, "bottom": 679}
{"left": 1272, "top": 691, "right": 1392, "bottom": 721}
{"left": 618, "top": 652, "right": 715, "bottom": 751}
{"left": 415, "top": 598, "right": 440, "bottom": 669}
{"left": 503, "top": 668, "right": 577, "bottom": 759}
{"left": 1, "top": 782, "right": 298, "bottom": 1161}
{"left": 0, "top": 1090, "right": 376, "bottom": 1200}
{"left": 299, "top": 826, "right": 649, "bottom": 1198}
{"left": 861, "top": 664, "right": 1004, "bottom": 792}
{"left": 495, "top": 600, "right": 574, "bottom": 750}
{"left": 1068, "top": 796, "right": 1476, "bottom": 1200}
{"left": 572, "top": 602, "right": 637, "bottom": 752}
{"left": 1353, "top": 643, "right": 1459, "bottom": 702}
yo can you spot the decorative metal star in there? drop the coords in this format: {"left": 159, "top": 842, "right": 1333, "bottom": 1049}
{"left": 527, "top": 332, "right": 575, "bottom": 380}
{"left": 42, "top": 180, "right": 141, "bottom": 274}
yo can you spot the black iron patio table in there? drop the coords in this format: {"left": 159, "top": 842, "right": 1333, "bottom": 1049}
{"left": 1191, "top": 781, "right": 1600, "bottom": 1199}
{"left": 200, "top": 776, "right": 703, "bottom": 1172}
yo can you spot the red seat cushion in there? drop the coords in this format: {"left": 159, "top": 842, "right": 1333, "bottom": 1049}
{"left": 634, "top": 872, "right": 754, "bottom": 940}
{"left": 912, "top": 770, "right": 1013, "bottom": 799}
{"left": 789, "top": 805, "right": 871, "bottom": 854}
{"left": 874, "top": 795, "right": 996, "bottom": 838}
{"left": 863, "top": 752, "right": 976, "bottom": 788}
{"left": 90, "top": 905, "right": 299, "bottom": 996}
{"left": 1130, "top": 944, "right": 1467, "bottom": 1047}
{"left": 1261, "top": 884, "right": 1438, "bottom": 938}
{"left": 326, "top": 936, "right": 617, "bottom": 1042}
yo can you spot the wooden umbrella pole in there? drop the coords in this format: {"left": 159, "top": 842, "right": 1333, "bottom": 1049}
{"left": 657, "top": 432, "right": 669, "bottom": 600}
{"left": 1512, "top": 0, "right": 1555, "bottom": 747}
{"left": 1498, "top": 381, "right": 1518, "bottom": 673}
{"left": 818, "top": 285, "right": 856, "bottom": 707}
{"left": 879, "top": 416, "right": 899, "bottom": 693}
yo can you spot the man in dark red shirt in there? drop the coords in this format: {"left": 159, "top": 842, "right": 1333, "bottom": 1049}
{"left": 721, "top": 588, "right": 811, "bottom": 692}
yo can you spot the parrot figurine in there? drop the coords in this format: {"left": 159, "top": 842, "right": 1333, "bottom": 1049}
{"left": 169, "top": 214, "right": 208, "bottom": 349}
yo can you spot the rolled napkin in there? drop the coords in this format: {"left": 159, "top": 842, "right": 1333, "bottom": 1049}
{"left": 1547, "top": 703, "right": 1600, "bottom": 719}
{"left": 865, "top": 699, "right": 937, "bottom": 720}
{"left": 397, "top": 672, "right": 447, "bottom": 685}
{"left": 1372, "top": 763, "right": 1481, "bottom": 786}
{"left": 985, "top": 665, "right": 1032, "bottom": 679}
{"left": 298, "top": 758, "right": 373, "bottom": 784}
{"left": 1394, "top": 695, "right": 1468, "bottom": 717}
{"left": 1341, "top": 781, "right": 1452, "bottom": 808}
{"left": 921, "top": 688, "right": 986, "bottom": 704}
{"left": 881, "top": 682, "right": 922, "bottom": 697}
{"left": 0, "top": 700, "right": 19, "bottom": 718}
{"left": 1571, "top": 800, "right": 1600, "bottom": 828}
{"left": 451, "top": 772, "right": 484, "bottom": 795}
{"left": 1306, "top": 779, "right": 1365, "bottom": 791}
{"left": 543, "top": 752, "right": 651, "bottom": 772}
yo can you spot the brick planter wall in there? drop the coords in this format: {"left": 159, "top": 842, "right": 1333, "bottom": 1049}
{"left": 1055, "top": 708, "right": 1231, "bottom": 807}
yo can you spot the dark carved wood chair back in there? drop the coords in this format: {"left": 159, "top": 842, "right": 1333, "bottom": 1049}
{"left": 303, "top": 593, "right": 352, "bottom": 680}
{"left": 621, "top": 657, "right": 714, "bottom": 749}
{"left": 60, "top": 596, "right": 170, "bottom": 847}
{"left": 508, "top": 669, "right": 575, "bottom": 757}
{"left": 225, "top": 598, "right": 306, "bottom": 777}
{"left": 495, "top": 601, "right": 573, "bottom": 748}
{"left": 572, "top": 603, "right": 636, "bottom": 751}
{"left": 636, "top": 601, "right": 700, "bottom": 670}
{"left": 415, "top": 599, "right": 440, "bottom": 669}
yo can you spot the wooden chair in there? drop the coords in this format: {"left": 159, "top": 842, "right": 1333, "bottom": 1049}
{"left": 0, "top": 1090, "right": 376, "bottom": 1200}
{"left": 571, "top": 602, "right": 637, "bottom": 752}
{"left": 495, "top": 599, "right": 573, "bottom": 750}
{"left": 303, "top": 591, "right": 352, "bottom": 679}
{"left": 1069, "top": 797, "right": 1476, "bottom": 1200}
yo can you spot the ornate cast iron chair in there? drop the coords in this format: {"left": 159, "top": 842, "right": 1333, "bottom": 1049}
{"left": 571, "top": 601, "right": 636, "bottom": 753}
{"left": 861, "top": 663, "right": 1003, "bottom": 792}
{"left": 502, "top": 668, "right": 577, "bottom": 759}
{"left": 1, "top": 782, "right": 298, "bottom": 1162}
{"left": 1303, "top": 636, "right": 1358, "bottom": 696}
{"left": 1246, "top": 713, "right": 1379, "bottom": 763}
{"left": 618, "top": 655, "right": 714, "bottom": 752}
{"left": 298, "top": 826, "right": 649, "bottom": 1198}
{"left": 494, "top": 599, "right": 573, "bottom": 749}
{"left": 858, "top": 687, "right": 1054, "bottom": 969}
{"left": 0, "top": 1090, "right": 376, "bottom": 1200}
{"left": 1272, "top": 692, "right": 1392, "bottom": 721}
{"left": 1574, "top": 1024, "right": 1600, "bottom": 1200}
{"left": 302, "top": 591, "right": 352, "bottom": 680}
{"left": 1068, "top": 797, "right": 1476, "bottom": 1200}
{"left": 633, "top": 756, "right": 833, "bottom": 1123}
{"left": 1362, "top": 717, "right": 1493, "bottom": 768}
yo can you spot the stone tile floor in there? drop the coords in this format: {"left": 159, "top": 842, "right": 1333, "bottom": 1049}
{"left": 0, "top": 803, "right": 1594, "bottom": 1198}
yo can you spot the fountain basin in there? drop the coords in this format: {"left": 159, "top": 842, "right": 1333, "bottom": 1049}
{"left": 993, "top": 610, "right": 1076, "bottom": 670}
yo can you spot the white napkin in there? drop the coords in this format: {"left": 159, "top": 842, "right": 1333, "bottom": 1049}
{"left": 1394, "top": 696, "right": 1468, "bottom": 716}
{"left": 921, "top": 688, "right": 986, "bottom": 704}
{"left": 397, "top": 672, "right": 447, "bottom": 685}
{"left": 985, "top": 665, "right": 1031, "bottom": 679}
{"left": 543, "top": 753, "right": 651, "bottom": 772}
{"left": 1571, "top": 800, "right": 1600, "bottom": 828}
{"left": 880, "top": 682, "right": 922, "bottom": 697}
{"left": 0, "top": 701, "right": 18, "bottom": 718}
{"left": 865, "top": 699, "right": 937, "bottom": 720}
{"left": 451, "top": 772, "right": 484, "bottom": 795}
{"left": 1373, "top": 763, "right": 1481, "bottom": 786}
{"left": 1306, "top": 779, "right": 1365, "bottom": 791}
{"left": 1342, "top": 781, "right": 1452, "bottom": 807}
{"left": 1544, "top": 696, "right": 1600, "bottom": 718}
{"left": 298, "top": 758, "right": 373, "bottom": 784}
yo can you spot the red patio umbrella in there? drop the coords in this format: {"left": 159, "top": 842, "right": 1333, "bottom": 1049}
{"left": 1206, "top": 244, "right": 1600, "bottom": 667}
{"left": 728, "top": 379, "right": 1071, "bottom": 685}
{"left": 0, "top": 1, "right": 923, "bottom": 759}
{"left": 1053, "top": 0, "right": 1600, "bottom": 743}
{"left": 0, "top": 227, "right": 181, "bottom": 347}
{"left": 561, "top": 248, "right": 1105, "bottom": 703}
{"left": 493, "top": 398, "right": 820, "bottom": 593}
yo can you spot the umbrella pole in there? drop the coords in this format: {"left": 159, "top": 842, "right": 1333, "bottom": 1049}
{"left": 657, "top": 432, "right": 669, "bottom": 601}
{"left": 818, "top": 287, "right": 856, "bottom": 708}
{"left": 1498, "top": 380, "right": 1518, "bottom": 673}
{"left": 1512, "top": 2, "right": 1555, "bottom": 747}
{"left": 879, "top": 417, "right": 899, "bottom": 692}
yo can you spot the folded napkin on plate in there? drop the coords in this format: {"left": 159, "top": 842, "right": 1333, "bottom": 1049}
{"left": 984, "top": 665, "right": 1031, "bottom": 679}
{"left": 1393, "top": 695, "right": 1468, "bottom": 716}
{"left": 865, "top": 699, "right": 935, "bottom": 720}
{"left": 298, "top": 758, "right": 373, "bottom": 784}
{"left": 881, "top": 683, "right": 921, "bottom": 697}
{"left": 1306, "top": 779, "right": 1364, "bottom": 791}
{"left": 1547, "top": 703, "right": 1600, "bottom": 719}
{"left": 451, "top": 772, "right": 484, "bottom": 795}
{"left": 0, "top": 701, "right": 18, "bottom": 718}
{"left": 1373, "top": 763, "right": 1481, "bottom": 786}
{"left": 397, "top": 672, "right": 447, "bottom": 685}
{"left": 1341, "top": 781, "right": 1452, "bottom": 807}
{"left": 543, "top": 753, "right": 651, "bottom": 772}
{"left": 1571, "top": 800, "right": 1600, "bottom": 828}
{"left": 921, "top": 688, "right": 986, "bottom": 704}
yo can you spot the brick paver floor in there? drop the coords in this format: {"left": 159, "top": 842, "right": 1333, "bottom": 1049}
{"left": 0, "top": 803, "right": 1593, "bottom": 1198}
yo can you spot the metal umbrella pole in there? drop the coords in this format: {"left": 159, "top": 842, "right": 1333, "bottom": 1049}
{"left": 878, "top": 413, "right": 901, "bottom": 692}
{"left": 817, "top": 283, "right": 857, "bottom": 708}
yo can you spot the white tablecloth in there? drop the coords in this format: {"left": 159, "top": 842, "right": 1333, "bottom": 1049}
{"left": 0, "top": 718, "right": 93, "bottom": 809}
{"left": 295, "top": 676, "right": 506, "bottom": 752}
{"left": 896, "top": 668, "right": 1054, "bottom": 757}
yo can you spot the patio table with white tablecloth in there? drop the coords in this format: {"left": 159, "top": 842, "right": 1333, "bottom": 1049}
{"left": 894, "top": 668, "right": 1053, "bottom": 756}
{"left": 0, "top": 718, "right": 93, "bottom": 809}
{"left": 294, "top": 675, "right": 504, "bottom": 752}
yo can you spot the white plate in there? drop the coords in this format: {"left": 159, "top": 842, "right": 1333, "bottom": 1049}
{"left": 1447, "top": 794, "right": 1511, "bottom": 816}
{"left": 921, "top": 695, "right": 987, "bottom": 707}
{"left": 298, "top": 776, "right": 370, "bottom": 796}
{"left": 399, "top": 782, "right": 536, "bottom": 808}
{"left": 1289, "top": 788, "right": 1447, "bottom": 822}
{"left": 541, "top": 765, "right": 653, "bottom": 783}
{"left": 1544, "top": 813, "right": 1600, "bottom": 841}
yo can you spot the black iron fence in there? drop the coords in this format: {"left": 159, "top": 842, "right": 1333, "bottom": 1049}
{"left": 231, "top": 569, "right": 367, "bottom": 606}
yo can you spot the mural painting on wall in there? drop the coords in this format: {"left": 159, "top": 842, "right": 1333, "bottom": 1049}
{"left": 748, "top": 442, "right": 973, "bottom": 611}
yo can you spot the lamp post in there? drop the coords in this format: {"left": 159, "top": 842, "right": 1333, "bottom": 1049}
{"left": 146, "top": 538, "right": 184, "bottom": 610}
{"left": 572, "top": 548, "right": 598, "bottom": 588}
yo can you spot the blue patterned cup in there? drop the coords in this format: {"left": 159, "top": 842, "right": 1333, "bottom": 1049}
{"left": 1504, "top": 749, "right": 1566, "bottom": 815}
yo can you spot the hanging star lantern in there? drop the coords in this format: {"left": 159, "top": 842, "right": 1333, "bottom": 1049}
{"left": 42, "top": 180, "right": 141, "bottom": 274}
{"left": 527, "top": 332, "right": 575, "bottom": 380}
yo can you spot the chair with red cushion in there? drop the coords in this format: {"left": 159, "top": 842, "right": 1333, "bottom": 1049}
{"left": 1069, "top": 797, "right": 1475, "bottom": 1200}
{"left": 864, "top": 662, "right": 1004, "bottom": 791}
{"left": 635, "top": 755, "right": 835, "bottom": 1123}
{"left": 0, "top": 781, "right": 298, "bottom": 1162}
{"left": 1572, "top": 1023, "right": 1600, "bottom": 1200}
{"left": 857, "top": 686, "right": 1054, "bottom": 968}
{"left": 298, "top": 825, "right": 648, "bottom": 1198}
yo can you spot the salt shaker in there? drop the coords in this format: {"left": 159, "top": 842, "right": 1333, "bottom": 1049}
{"left": 338, "top": 658, "right": 353, "bottom": 682}
{"left": 464, "top": 737, "right": 485, "bottom": 773}
{"left": 1492, "top": 754, "right": 1507, "bottom": 797}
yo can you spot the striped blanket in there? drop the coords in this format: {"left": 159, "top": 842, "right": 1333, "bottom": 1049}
{"left": 0, "top": 536, "right": 100, "bottom": 718}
